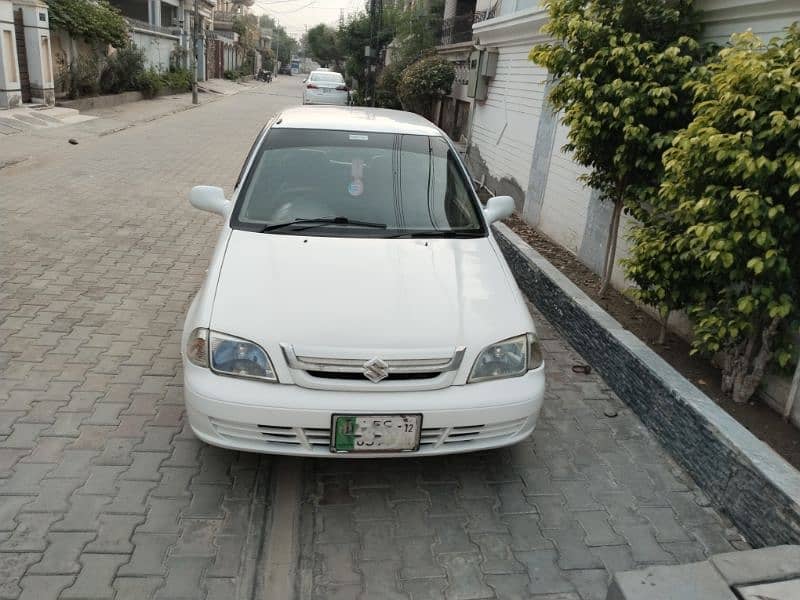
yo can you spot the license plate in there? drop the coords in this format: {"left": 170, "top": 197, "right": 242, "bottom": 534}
{"left": 322, "top": 88, "right": 330, "bottom": 93}
{"left": 331, "top": 414, "right": 421, "bottom": 453}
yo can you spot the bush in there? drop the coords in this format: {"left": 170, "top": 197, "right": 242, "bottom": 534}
{"left": 136, "top": 68, "right": 163, "bottom": 98}
{"left": 397, "top": 55, "right": 454, "bottom": 119}
{"left": 223, "top": 69, "right": 240, "bottom": 81}
{"left": 100, "top": 45, "right": 146, "bottom": 94}
{"left": 348, "top": 88, "right": 365, "bottom": 107}
{"left": 375, "top": 61, "right": 406, "bottom": 109}
{"left": 161, "top": 67, "right": 192, "bottom": 92}
{"left": 170, "top": 46, "right": 188, "bottom": 71}
{"left": 67, "top": 54, "right": 101, "bottom": 99}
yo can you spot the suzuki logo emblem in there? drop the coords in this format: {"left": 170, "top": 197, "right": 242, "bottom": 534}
{"left": 362, "top": 357, "right": 389, "bottom": 383}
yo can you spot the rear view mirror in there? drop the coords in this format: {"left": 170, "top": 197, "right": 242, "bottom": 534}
{"left": 483, "top": 195, "right": 515, "bottom": 224}
{"left": 189, "top": 186, "right": 230, "bottom": 216}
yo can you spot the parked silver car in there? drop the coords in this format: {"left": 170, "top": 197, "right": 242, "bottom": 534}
{"left": 302, "top": 70, "right": 349, "bottom": 106}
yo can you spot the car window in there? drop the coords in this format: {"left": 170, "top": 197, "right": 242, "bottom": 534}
{"left": 232, "top": 128, "right": 484, "bottom": 237}
{"left": 309, "top": 72, "right": 344, "bottom": 83}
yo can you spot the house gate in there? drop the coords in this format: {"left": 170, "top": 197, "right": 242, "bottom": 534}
{"left": 13, "top": 8, "right": 29, "bottom": 102}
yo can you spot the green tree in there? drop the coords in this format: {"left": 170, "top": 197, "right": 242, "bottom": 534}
{"left": 259, "top": 15, "right": 298, "bottom": 66}
{"left": 654, "top": 28, "right": 800, "bottom": 403}
{"left": 306, "top": 24, "right": 341, "bottom": 68}
{"left": 389, "top": 0, "right": 443, "bottom": 65}
{"left": 397, "top": 54, "right": 454, "bottom": 119}
{"left": 325, "top": 0, "right": 443, "bottom": 104}
{"left": 233, "top": 14, "right": 259, "bottom": 49}
{"left": 529, "top": 0, "right": 702, "bottom": 296}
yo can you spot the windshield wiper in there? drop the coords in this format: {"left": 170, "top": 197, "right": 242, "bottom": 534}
{"left": 259, "top": 217, "right": 388, "bottom": 233}
{"left": 385, "top": 230, "right": 484, "bottom": 239}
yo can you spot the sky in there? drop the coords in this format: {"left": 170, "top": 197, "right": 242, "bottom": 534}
{"left": 251, "top": 0, "right": 367, "bottom": 40}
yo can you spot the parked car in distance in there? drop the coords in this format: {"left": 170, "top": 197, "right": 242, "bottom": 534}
{"left": 302, "top": 70, "right": 349, "bottom": 106}
{"left": 183, "top": 106, "right": 545, "bottom": 457}
{"left": 278, "top": 64, "right": 292, "bottom": 75}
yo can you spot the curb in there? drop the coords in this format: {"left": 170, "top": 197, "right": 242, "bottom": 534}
{"left": 57, "top": 87, "right": 191, "bottom": 112}
{"left": 494, "top": 222, "right": 800, "bottom": 548}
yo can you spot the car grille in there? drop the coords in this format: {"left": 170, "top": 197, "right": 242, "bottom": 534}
{"left": 305, "top": 371, "right": 441, "bottom": 381}
{"left": 280, "top": 345, "right": 467, "bottom": 391}
{"left": 208, "top": 416, "right": 528, "bottom": 454}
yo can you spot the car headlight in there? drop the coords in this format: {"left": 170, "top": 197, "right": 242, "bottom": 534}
{"left": 468, "top": 333, "right": 543, "bottom": 383}
{"left": 185, "top": 328, "right": 277, "bottom": 382}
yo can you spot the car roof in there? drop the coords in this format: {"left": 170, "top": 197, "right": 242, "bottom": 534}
{"left": 273, "top": 106, "right": 443, "bottom": 137}
{"left": 309, "top": 69, "right": 340, "bottom": 76}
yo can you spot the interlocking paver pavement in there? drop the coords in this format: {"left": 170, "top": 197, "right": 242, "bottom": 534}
{"left": 1, "top": 79, "right": 300, "bottom": 599}
{"left": 3, "top": 75, "right": 750, "bottom": 600}
{"left": 300, "top": 308, "right": 750, "bottom": 599}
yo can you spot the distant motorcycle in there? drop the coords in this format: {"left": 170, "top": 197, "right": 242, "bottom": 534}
{"left": 257, "top": 69, "right": 272, "bottom": 82}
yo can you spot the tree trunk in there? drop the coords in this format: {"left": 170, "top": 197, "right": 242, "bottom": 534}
{"left": 722, "top": 317, "right": 782, "bottom": 404}
{"left": 658, "top": 312, "right": 669, "bottom": 345}
{"left": 599, "top": 200, "right": 623, "bottom": 297}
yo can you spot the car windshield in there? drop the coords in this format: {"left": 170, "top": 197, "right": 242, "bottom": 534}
{"left": 310, "top": 72, "right": 343, "bottom": 83}
{"left": 232, "top": 128, "right": 485, "bottom": 237}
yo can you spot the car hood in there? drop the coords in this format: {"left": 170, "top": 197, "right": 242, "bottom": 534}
{"left": 210, "top": 230, "right": 531, "bottom": 353}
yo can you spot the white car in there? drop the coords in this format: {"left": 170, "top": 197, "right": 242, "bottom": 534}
{"left": 182, "top": 106, "right": 545, "bottom": 457}
{"left": 302, "top": 70, "right": 349, "bottom": 105}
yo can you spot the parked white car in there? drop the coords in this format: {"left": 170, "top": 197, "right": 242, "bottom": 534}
{"left": 302, "top": 70, "right": 349, "bottom": 105}
{"left": 182, "top": 106, "right": 545, "bottom": 457}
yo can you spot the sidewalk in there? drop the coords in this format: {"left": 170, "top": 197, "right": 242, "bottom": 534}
{"left": 0, "top": 80, "right": 259, "bottom": 170}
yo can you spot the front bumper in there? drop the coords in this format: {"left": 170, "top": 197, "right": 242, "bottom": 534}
{"left": 183, "top": 363, "right": 545, "bottom": 457}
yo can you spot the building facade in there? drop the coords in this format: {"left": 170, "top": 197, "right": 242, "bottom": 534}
{"left": 0, "top": 0, "right": 229, "bottom": 108}
{"left": 0, "top": 0, "right": 54, "bottom": 107}
{"left": 462, "top": 0, "right": 800, "bottom": 290}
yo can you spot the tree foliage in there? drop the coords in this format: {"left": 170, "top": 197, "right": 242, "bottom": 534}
{"left": 389, "top": 0, "right": 444, "bottom": 65}
{"left": 99, "top": 44, "right": 146, "bottom": 94}
{"left": 306, "top": 24, "right": 341, "bottom": 68}
{"left": 259, "top": 14, "right": 298, "bottom": 66}
{"left": 529, "top": 0, "right": 702, "bottom": 296}
{"left": 47, "top": 0, "right": 129, "bottom": 48}
{"left": 336, "top": 10, "right": 395, "bottom": 96}
{"left": 375, "top": 60, "right": 405, "bottom": 109}
{"left": 397, "top": 54, "right": 454, "bottom": 119}
{"left": 305, "top": 0, "right": 443, "bottom": 103}
{"left": 233, "top": 14, "right": 259, "bottom": 50}
{"left": 634, "top": 28, "right": 800, "bottom": 403}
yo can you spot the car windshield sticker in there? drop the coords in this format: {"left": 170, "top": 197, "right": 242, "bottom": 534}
{"left": 349, "top": 159, "right": 365, "bottom": 197}
{"left": 349, "top": 134, "right": 369, "bottom": 141}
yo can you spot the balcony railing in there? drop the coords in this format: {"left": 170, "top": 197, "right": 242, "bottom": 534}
{"left": 439, "top": 13, "right": 475, "bottom": 46}
{"left": 127, "top": 17, "right": 181, "bottom": 37}
{"left": 473, "top": 7, "right": 497, "bottom": 22}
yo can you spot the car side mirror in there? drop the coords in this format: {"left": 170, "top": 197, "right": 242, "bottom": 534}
{"left": 190, "top": 186, "right": 230, "bottom": 216}
{"left": 483, "top": 195, "right": 515, "bottom": 224}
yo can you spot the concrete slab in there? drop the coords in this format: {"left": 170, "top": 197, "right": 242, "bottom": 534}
{"left": 738, "top": 579, "right": 800, "bottom": 600}
{"left": 606, "top": 562, "right": 737, "bottom": 600}
{"left": 711, "top": 545, "right": 800, "bottom": 586}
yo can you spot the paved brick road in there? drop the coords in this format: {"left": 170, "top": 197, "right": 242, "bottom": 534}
{"left": 1, "top": 78, "right": 747, "bottom": 600}
{"left": 0, "top": 80, "right": 298, "bottom": 600}
{"left": 299, "top": 307, "right": 750, "bottom": 600}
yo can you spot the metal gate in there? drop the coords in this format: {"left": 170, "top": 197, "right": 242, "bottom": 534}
{"left": 13, "top": 9, "right": 30, "bottom": 103}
